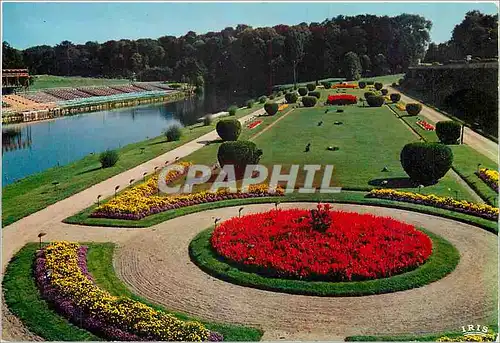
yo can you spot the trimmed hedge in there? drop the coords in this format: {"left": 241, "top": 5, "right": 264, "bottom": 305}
{"left": 264, "top": 102, "right": 279, "bottom": 116}
{"left": 301, "top": 96, "right": 317, "bottom": 107}
{"left": 366, "top": 80, "right": 374, "bottom": 85}
{"left": 406, "top": 103, "right": 423, "bottom": 116}
{"left": 381, "top": 89, "right": 388, "bottom": 95}
{"left": 366, "top": 95, "right": 385, "bottom": 107}
{"left": 390, "top": 93, "right": 401, "bottom": 102}
{"left": 436, "top": 121, "right": 462, "bottom": 144}
{"left": 358, "top": 81, "right": 366, "bottom": 89}
{"left": 228, "top": 105, "right": 237, "bottom": 116}
{"left": 308, "top": 91, "right": 321, "bottom": 99}
{"left": 216, "top": 118, "right": 242, "bottom": 141}
{"left": 374, "top": 82, "right": 383, "bottom": 90}
{"left": 306, "top": 83, "right": 316, "bottom": 91}
{"left": 400, "top": 142, "right": 453, "bottom": 185}
{"left": 285, "top": 92, "right": 298, "bottom": 104}
{"left": 298, "top": 87, "right": 308, "bottom": 96}
{"left": 217, "top": 141, "right": 263, "bottom": 175}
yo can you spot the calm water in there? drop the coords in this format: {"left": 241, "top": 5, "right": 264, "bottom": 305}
{"left": 2, "top": 92, "right": 241, "bottom": 186}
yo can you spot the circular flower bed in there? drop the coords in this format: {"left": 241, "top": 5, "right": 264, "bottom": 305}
{"left": 211, "top": 204, "right": 432, "bottom": 281}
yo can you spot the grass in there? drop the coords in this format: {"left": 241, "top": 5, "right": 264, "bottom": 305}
{"left": 1, "top": 102, "right": 272, "bottom": 227}
{"left": 2, "top": 242, "right": 262, "bottom": 341}
{"left": 189, "top": 227, "right": 459, "bottom": 296}
{"left": 28, "top": 75, "right": 130, "bottom": 91}
{"left": 63, "top": 191, "right": 498, "bottom": 234}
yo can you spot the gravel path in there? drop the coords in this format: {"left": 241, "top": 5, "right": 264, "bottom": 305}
{"left": 115, "top": 203, "right": 498, "bottom": 341}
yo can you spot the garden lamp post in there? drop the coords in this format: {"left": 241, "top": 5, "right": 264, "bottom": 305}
{"left": 154, "top": 166, "right": 158, "bottom": 173}
{"left": 97, "top": 194, "right": 102, "bottom": 206}
{"left": 143, "top": 172, "right": 148, "bottom": 181}
{"left": 165, "top": 160, "right": 170, "bottom": 165}
{"left": 274, "top": 201, "right": 280, "bottom": 210}
{"left": 114, "top": 186, "right": 120, "bottom": 198}
{"left": 418, "top": 184, "right": 424, "bottom": 193}
{"left": 448, "top": 187, "right": 458, "bottom": 199}
{"left": 214, "top": 217, "right": 221, "bottom": 229}
{"left": 52, "top": 181, "right": 59, "bottom": 190}
{"left": 477, "top": 163, "right": 482, "bottom": 173}
{"left": 238, "top": 207, "right": 244, "bottom": 217}
{"left": 38, "top": 232, "right": 47, "bottom": 250}
{"left": 129, "top": 179, "right": 135, "bottom": 185}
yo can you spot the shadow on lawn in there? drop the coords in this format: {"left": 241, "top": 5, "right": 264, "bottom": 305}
{"left": 198, "top": 139, "right": 223, "bottom": 146}
{"left": 76, "top": 166, "right": 103, "bottom": 176}
{"left": 368, "top": 177, "right": 419, "bottom": 189}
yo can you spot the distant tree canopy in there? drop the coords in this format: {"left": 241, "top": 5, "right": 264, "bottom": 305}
{"left": 424, "top": 11, "right": 498, "bottom": 63}
{"left": 3, "top": 14, "right": 432, "bottom": 96}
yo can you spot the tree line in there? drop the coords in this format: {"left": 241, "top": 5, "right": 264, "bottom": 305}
{"left": 4, "top": 13, "right": 434, "bottom": 97}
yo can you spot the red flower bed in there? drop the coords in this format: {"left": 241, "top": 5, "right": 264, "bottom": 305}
{"left": 247, "top": 120, "right": 262, "bottom": 129}
{"left": 211, "top": 204, "right": 432, "bottom": 281}
{"left": 327, "top": 94, "right": 358, "bottom": 105}
{"left": 416, "top": 120, "right": 435, "bottom": 131}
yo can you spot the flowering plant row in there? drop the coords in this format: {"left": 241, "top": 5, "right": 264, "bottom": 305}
{"left": 476, "top": 168, "right": 498, "bottom": 192}
{"left": 211, "top": 204, "right": 432, "bottom": 281}
{"left": 326, "top": 94, "right": 357, "bottom": 105}
{"left": 246, "top": 120, "right": 262, "bottom": 129}
{"left": 437, "top": 333, "right": 498, "bottom": 342}
{"left": 367, "top": 189, "right": 498, "bottom": 220}
{"left": 396, "top": 103, "right": 406, "bottom": 111}
{"left": 35, "top": 241, "right": 221, "bottom": 341}
{"left": 278, "top": 104, "right": 288, "bottom": 111}
{"left": 416, "top": 120, "right": 435, "bottom": 131}
{"left": 331, "top": 83, "right": 357, "bottom": 89}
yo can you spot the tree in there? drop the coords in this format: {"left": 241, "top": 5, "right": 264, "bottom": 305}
{"left": 2, "top": 42, "right": 25, "bottom": 68}
{"left": 360, "top": 54, "right": 371, "bottom": 75}
{"left": 284, "top": 26, "right": 311, "bottom": 88}
{"left": 373, "top": 53, "right": 388, "bottom": 75}
{"left": 343, "top": 51, "right": 362, "bottom": 80}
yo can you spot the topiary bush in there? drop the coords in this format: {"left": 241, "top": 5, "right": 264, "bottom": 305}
{"left": 398, "top": 78, "right": 404, "bottom": 85}
{"left": 306, "top": 83, "right": 316, "bottom": 91}
{"left": 298, "top": 87, "right": 308, "bottom": 96}
{"left": 381, "top": 89, "right": 388, "bottom": 95}
{"left": 216, "top": 118, "right": 242, "bottom": 141}
{"left": 264, "top": 102, "right": 279, "bottom": 116}
{"left": 277, "top": 91, "right": 283, "bottom": 96}
{"left": 406, "top": 103, "right": 423, "bottom": 116}
{"left": 400, "top": 142, "right": 453, "bottom": 185}
{"left": 366, "top": 95, "right": 385, "bottom": 107}
{"left": 228, "top": 105, "right": 237, "bottom": 116}
{"left": 374, "top": 82, "right": 383, "bottom": 90}
{"left": 269, "top": 94, "right": 275, "bottom": 100}
{"left": 165, "top": 124, "right": 182, "bottom": 141}
{"left": 285, "top": 92, "right": 298, "bottom": 103}
{"left": 366, "top": 80, "right": 374, "bottom": 85}
{"left": 321, "top": 81, "right": 332, "bottom": 89}
{"left": 246, "top": 100, "right": 254, "bottom": 108}
{"left": 364, "top": 91, "right": 376, "bottom": 99}
{"left": 436, "top": 121, "right": 462, "bottom": 144}
{"left": 258, "top": 96, "right": 267, "bottom": 104}
{"left": 390, "top": 93, "right": 401, "bottom": 102}
{"left": 203, "top": 114, "right": 213, "bottom": 126}
{"left": 308, "top": 91, "right": 321, "bottom": 99}
{"left": 392, "top": 82, "right": 397, "bottom": 87}
{"left": 358, "top": 81, "right": 366, "bottom": 89}
{"left": 99, "top": 149, "right": 119, "bottom": 168}
{"left": 302, "top": 96, "right": 317, "bottom": 107}
{"left": 217, "top": 140, "right": 263, "bottom": 175}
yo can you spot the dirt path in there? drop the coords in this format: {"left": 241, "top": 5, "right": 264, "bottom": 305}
{"left": 388, "top": 86, "right": 498, "bottom": 162}
{"left": 115, "top": 203, "right": 498, "bottom": 340}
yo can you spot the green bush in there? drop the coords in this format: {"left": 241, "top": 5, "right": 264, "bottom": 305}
{"left": 321, "top": 81, "right": 332, "bottom": 89}
{"left": 381, "top": 89, "right": 388, "bottom": 95}
{"left": 308, "top": 91, "right": 321, "bottom": 99}
{"left": 216, "top": 118, "right": 242, "bottom": 141}
{"left": 246, "top": 100, "right": 254, "bottom": 108}
{"left": 374, "top": 82, "right": 383, "bottom": 90}
{"left": 366, "top": 95, "right": 385, "bottom": 107}
{"left": 364, "top": 91, "right": 376, "bottom": 99}
{"left": 165, "top": 124, "right": 182, "bottom": 142}
{"left": 400, "top": 142, "right": 453, "bottom": 185}
{"left": 390, "top": 93, "right": 401, "bottom": 102}
{"left": 99, "top": 149, "right": 119, "bottom": 168}
{"left": 398, "top": 78, "right": 404, "bottom": 85}
{"left": 285, "top": 92, "right": 298, "bottom": 104}
{"left": 306, "top": 83, "right": 316, "bottom": 91}
{"left": 264, "top": 102, "right": 279, "bottom": 116}
{"left": 298, "top": 87, "right": 308, "bottom": 96}
{"left": 277, "top": 91, "right": 283, "bottom": 96}
{"left": 269, "top": 94, "right": 275, "bottom": 100}
{"left": 392, "top": 82, "right": 397, "bottom": 87}
{"left": 203, "top": 114, "right": 213, "bottom": 126}
{"left": 302, "top": 96, "right": 317, "bottom": 107}
{"left": 436, "top": 121, "right": 462, "bottom": 144}
{"left": 228, "top": 105, "right": 237, "bottom": 116}
{"left": 366, "top": 80, "right": 374, "bottom": 85}
{"left": 406, "top": 103, "right": 423, "bottom": 116}
{"left": 217, "top": 141, "right": 263, "bottom": 175}
{"left": 258, "top": 96, "right": 267, "bottom": 104}
{"left": 358, "top": 81, "right": 366, "bottom": 89}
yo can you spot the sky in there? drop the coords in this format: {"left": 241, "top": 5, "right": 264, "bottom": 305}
{"left": 2, "top": 2, "right": 498, "bottom": 50}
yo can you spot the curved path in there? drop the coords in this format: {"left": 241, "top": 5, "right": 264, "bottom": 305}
{"left": 115, "top": 203, "right": 498, "bottom": 341}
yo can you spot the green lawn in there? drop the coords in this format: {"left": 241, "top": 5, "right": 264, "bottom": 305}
{"left": 28, "top": 75, "right": 130, "bottom": 91}
{"left": 2, "top": 102, "right": 272, "bottom": 227}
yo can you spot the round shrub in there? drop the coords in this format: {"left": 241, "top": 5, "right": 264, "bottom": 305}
{"left": 381, "top": 89, "right": 388, "bottom": 96}
{"left": 246, "top": 100, "right": 254, "bottom": 108}
{"left": 400, "top": 142, "right": 453, "bottom": 185}
{"left": 406, "top": 103, "right": 423, "bottom": 116}
{"left": 366, "top": 95, "right": 385, "bottom": 107}
{"left": 99, "top": 149, "right": 119, "bottom": 168}
{"left": 228, "top": 105, "right": 237, "bottom": 116}
{"left": 165, "top": 124, "right": 182, "bottom": 141}
{"left": 374, "top": 82, "right": 383, "bottom": 90}
{"left": 269, "top": 94, "right": 275, "bottom": 100}
{"left": 358, "top": 81, "right": 366, "bottom": 89}
{"left": 436, "top": 121, "right": 462, "bottom": 144}
{"left": 390, "top": 93, "right": 401, "bottom": 102}
{"left": 203, "top": 114, "right": 213, "bottom": 126}
{"left": 322, "top": 81, "right": 332, "bottom": 89}
{"left": 298, "top": 87, "right": 308, "bottom": 96}
{"left": 285, "top": 92, "right": 298, "bottom": 104}
{"left": 264, "top": 102, "right": 279, "bottom": 116}
{"left": 398, "top": 78, "right": 404, "bottom": 85}
{"left": 392, "top": 82, "right": 397, "bottom": 87}
{"left": 302, "top": 96, "right": 317, "bottom": 107}
{"left": 216, "top": 118, "right": 242, "bottom": 141}
{"left": 277, "top": 91, "right": 283, "bottom": 96}
{"left": 258, "top": 96, "right": 267, "bottom": 104}
{"left": 306, "top": 83, "right": 316, "bottom": 91}
{"left": 217, "top": 140, "right": 263, "bottom": 175}
{"left": 308, "top": 91, "right": 321, "bottom": 99}
{"left": 364, "top": 91, "right": 376, "bottom": 99}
